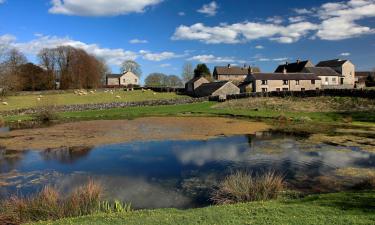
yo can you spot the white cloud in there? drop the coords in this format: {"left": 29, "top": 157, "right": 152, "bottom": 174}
{"left": 188, "top": 54, "right": 235, "bottom": 64}
{"left": 0, "top": 0, "right": 6, "bottom": 4}
{"left": 49, "top": 0, "right": 162, "bottom": 16}
{"left": 159, "top": 63, "right": 171, "bottom": 68}
{"left": 139, "top": 50, "right": 184, "bottom": 61}
{"left": 266, "top": 16, "right": 283, "bottom": 24}
{"left": 294, "top": 8, "right": 314, "bottom": 15}
{"left": 340, "top": 52, "right": 351, "bottom": 56}
{"left": 178, "top": 12, "right": 185, "bottom": 16}
{"left": 316, "top": 0, "right": 375, "bottom": 40}
{"left": 255, "top": 45, "right": 264, "bottom": 49}
{"left": 129, "top": 39, "right": 148, "bottom": 44}
{"left": 288, "top": 16, "right": 306, "bottom": 23}
{"left": 197, "top": 1, "right": 218, "bottom": 16}
{"left": 172, "top": 21, "right": 318, "bottom": 44}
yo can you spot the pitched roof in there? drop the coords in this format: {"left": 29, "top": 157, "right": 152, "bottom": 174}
{"left": 356, "top": 71, "right": 375, "bottom": 77}
{"left": 186, "top": 76, "right": 208, "bottom": 84}
{"left": 106, "top": 74, "right": 122, "bottom": 78}
{"left": 316, "top": 59, "right": 348, "bottom": 67}
{"left": 302, "top": 67, "right": 341, "bottom": 77}
{"left": 214, "top": 66, "right": 251, "bottom": 75}
{"left": 249, "top": 73, "right": 321, "bottom": 81}
{"left": 194, "top": 81, "right": 229, "bottom": 96}
{"left": 274, "top": 60, "right": 312, "bottom": 73}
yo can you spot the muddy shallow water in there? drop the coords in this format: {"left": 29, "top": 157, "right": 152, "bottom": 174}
{"left": 1, "top": 132, "right": 375, "bottom": 209}
{"left": 0, "top": 117, "right": 269, "bottom": 150}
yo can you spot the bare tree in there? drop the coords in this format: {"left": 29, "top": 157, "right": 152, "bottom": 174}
{"left": 0, "top": 48, "right": 27, "bottom": 92}
{"left": 182, "top": 62, "right": 194, "bottom": 83}
{"left": 121, "top": 60, "right": 142, "bottom": 78}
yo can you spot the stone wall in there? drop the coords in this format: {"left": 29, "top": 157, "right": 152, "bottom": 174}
{"left": 0, "top": 97, "right": 208, "bottom": 116}
{"left": 209, "top": 89, "right": 375, "bottom": 101}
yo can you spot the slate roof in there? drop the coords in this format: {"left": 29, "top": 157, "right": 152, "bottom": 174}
{"left": 106, "top": 74, "right": 123, "bottom": 78}
{"left": 356, "top": 71, "right": 375, "bottom": 77}
{"left": 186, "top": 76, "right": 208, "bottom": 84}
{"left": 249, "top": 73, "right": 321, "bottom": 81}
{"left": 194, "top": 81, "right": 229, "bottom": 97}
{"left": 274, "top": 60, "right": 312, "bottom": 73}
{"left": 214, "top": 66, "right": 260, "bottom": 75}
{"left": 316, "top": 59, "right": 348, "bottom": 67}
{"left": 302, "top": 67, "right": 341, "bottom": 77}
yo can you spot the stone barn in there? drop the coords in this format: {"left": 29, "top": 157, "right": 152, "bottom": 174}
{"left": 185, "top": 76, "right": 209, "bottom": 95}
{"left": 194, "top": 81, "right": 240, "bottom": 97}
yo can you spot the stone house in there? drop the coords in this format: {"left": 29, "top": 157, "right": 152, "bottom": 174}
{"left": 302, "top": 67, "right": 341, "bottom": 86}
{"left": 355, "top": 71, "right": 375, "bottom": 88}
{"left": 106, "top": 71, "right": 139, "bottom": 87}
{"left": 194, "top": 81, "right": 240, "bottom": 97}
{"left": 213, "top": 64, "right": 260, "bottom": 83}
{"left": 316, "top": 59, "right": 355, "bottom": 87}
{"left": 185, "top": 76, "right": 210, "bottom": 95}
{"left": 241, "top": 72, "right": 321, "bottom": 93}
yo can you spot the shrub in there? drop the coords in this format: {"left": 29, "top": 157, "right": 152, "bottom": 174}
{"left": 352, "top": 176, "right": 375, "bottom": 190}
{"left": 211, "top": 170, "right": 285, "bottom": 204}
{"left": 34, "top": 106, "right": 58, "bottom": 124}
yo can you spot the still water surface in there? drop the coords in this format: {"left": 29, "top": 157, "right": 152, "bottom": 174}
{"left": 1, "top": 133, "right": 374, "bottom": 209}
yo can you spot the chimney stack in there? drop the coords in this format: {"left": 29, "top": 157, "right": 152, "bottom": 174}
{"left": 296, "top": 59, "right": 300, "bottom": 64}
{"left": 227, "top": 64, "right": 231, "bottom": 68}
{"left": 283, "top": 67, "right": 287, "bottom": 74}
{"left": 285, "top": 61, "right": 289, "bottom": 65}
{"left": 248, "top": 66, "right": 253, "bottom": 74}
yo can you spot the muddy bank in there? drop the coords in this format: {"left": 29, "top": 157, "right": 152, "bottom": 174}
{"left": 0, "top": 117, "right": 269, "bottom": 151}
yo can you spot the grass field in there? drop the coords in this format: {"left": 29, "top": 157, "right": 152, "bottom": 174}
{"left": 0, "top": 90, "right": 186, "bottom": 111}
{"left": 33, "top": 191, "right": 375, "bottom": 225}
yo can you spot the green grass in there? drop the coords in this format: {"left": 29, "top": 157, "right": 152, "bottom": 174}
{"left": 4, "top": 101, "right": 375, "bottom": 126}
{"left": 32, "top": 191, "right": 375, "bottom": 225}
{"left": 0, "top": 90, "right": 186, "bottom": 111}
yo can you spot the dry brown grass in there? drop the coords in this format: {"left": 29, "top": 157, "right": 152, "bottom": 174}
{"left": 211, "top": 171, "right": 285, "bottom": 204}
{"left": 214, "top": 97, "right": 375, "bottom": 113}
{"left": 0, "top": 180, "right": 103, "bottom": 224}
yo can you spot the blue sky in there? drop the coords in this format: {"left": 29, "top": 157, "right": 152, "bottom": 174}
{"left": 0, "top": 0, "right": 374, "bottom": 83}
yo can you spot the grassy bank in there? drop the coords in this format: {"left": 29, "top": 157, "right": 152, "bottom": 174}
{"left": 0, "top": 90, "right": 186, "bottom": 111}
{"left": 33, "top": 191, "right": 375, "bottom": 225}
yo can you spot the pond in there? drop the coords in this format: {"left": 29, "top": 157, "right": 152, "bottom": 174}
{"left": 1, "top": 133, "right": 375, "bottom": 209}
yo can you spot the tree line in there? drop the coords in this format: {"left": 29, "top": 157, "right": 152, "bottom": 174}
{"left": 0, "top": 46, "right": 108, "bottom": 93}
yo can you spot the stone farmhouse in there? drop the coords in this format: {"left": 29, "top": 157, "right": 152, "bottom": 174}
{"left": 106, "top": 71, "right": 139, "bottom": 87}
{"left": 275, "top": 59, "right": 355, "bottom": 88}
{"left": 239, "top": 72, "right": 321, "bottom": 93}
{"left": 213, "top": 64, "right": 260, "bottom": 83}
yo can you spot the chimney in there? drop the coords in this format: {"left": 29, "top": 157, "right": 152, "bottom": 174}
{"left": 283, "top": 67, "right": 287, "bottom": 74}
{"left": 285, "top": 61, "right": 289, "bottom": 65}
{"left": 248, "top": 66, "right": 253, "bottom": 74}
{"left": 296, "top": 59, "right": 300, "bottom": 64}
{"left": 227, "top": 64, "right": 231, "bottom": 68}
{"left": 243, "top": 64, "right": 247, "bottom": 68}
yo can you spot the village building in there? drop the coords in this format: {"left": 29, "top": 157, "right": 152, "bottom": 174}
{"left": 240, "top": 72, "right": 321, "bottom": 93}
{"left": 355, "top": 71, "right": 375, "bottom": 88}
{"left": 316, "top": 59, "right": 355, "bottom": 87}
{"left": 274, "top": 60, "right": 314, "bottom": 73}
{"left": 106, "top": 71, "right": 139, "bottom": 87}
{"left": 185, "top": 76, "right": 210, "bottom": 95}
{"left": 302, "top": 67, "right": 341, "bottom": 86}
{"left": 213, "top": 64, "right": 260, "bottom": 83}
{"left": 194, "top": 81, "right": 240, "bottom": 97}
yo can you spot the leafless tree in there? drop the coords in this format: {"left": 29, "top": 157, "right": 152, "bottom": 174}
{"left": 0, "top": 48, "right": 27, "bottom": 92}
{"left": 121, "top": 60, "right": 142, "bottom": 78}
{"left": 182, "top": 62, "right": 194, "bottom": 83}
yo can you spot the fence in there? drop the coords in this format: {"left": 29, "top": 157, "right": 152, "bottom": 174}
{"left": 209, "top": 89, "right": 375, "bottom": 101}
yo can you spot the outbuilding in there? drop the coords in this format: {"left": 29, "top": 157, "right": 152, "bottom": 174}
{"left": 194, "top": 81, "right": 240, "bottom": 97}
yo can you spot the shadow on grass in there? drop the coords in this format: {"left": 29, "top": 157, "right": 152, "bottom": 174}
{"left": 296, "top": 191, "right": 375, "bottom": 212}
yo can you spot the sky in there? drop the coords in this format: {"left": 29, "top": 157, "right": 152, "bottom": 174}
{"left": 0, "top": 0, "right": 374, "bottom": 83}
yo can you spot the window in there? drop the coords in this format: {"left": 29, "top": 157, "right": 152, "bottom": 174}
{"left": 262, "top": 88, "right": 268, "bottom": 92}
{"left": 261, "top": 80, "right": 268, "bottom": 85}
{"left": 311, "top": 80, "right": 315, "bottom": 84}
{"left": 296, "top": 80, "right": 300, "bottom": 85}
{"left": 283, "top": 88, "right": 288, "bottom": 91}
{"left": 135, "top": 79, "right": 138, "bottom": 83}
{"left": 325, "top": 77, "right": 329, "bottom": 82}
{"left": 332, "top": 78, "right": 336, "bottom": 82}
{"left": 123, "top": 79, "right": 126, "bottom": 83}
{"left": 276, "top": 88, "right": 281, "bottom": 92}
{"left": 301, "top": 88, "right": 305, "bottom": 91}
{"left": 283, "top": 80, "right": 288, "bottom": 85}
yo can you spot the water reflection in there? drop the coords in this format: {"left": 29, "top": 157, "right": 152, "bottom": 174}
{"left": 0, "top": 133, "right": 375, "bottom": 209}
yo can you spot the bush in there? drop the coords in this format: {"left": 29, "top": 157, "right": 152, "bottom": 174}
{"left": 34, "top": 106, "right": 58, "bottom": 124}
{"left": 352, "top": 176, "right": 375, "bottom": 190}
{"left": 211, "top": 171, "right": 285, "bottom": 204}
